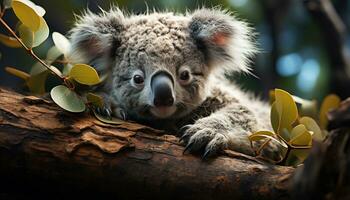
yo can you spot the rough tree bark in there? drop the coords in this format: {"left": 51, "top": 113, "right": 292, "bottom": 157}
{"left": 0, "top": 88, "right": 293, "bottom": 199}
{"left": 1, "top": 88, "right": 349, "bottom": 199}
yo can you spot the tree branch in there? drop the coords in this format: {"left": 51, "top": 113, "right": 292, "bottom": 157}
{"left": 0, "top": 88, "right": 293, "bottom": 199}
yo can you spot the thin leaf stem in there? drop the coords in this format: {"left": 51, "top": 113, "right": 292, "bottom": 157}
{"left": 0, "top": 14, "right": 64, "bottom": 80}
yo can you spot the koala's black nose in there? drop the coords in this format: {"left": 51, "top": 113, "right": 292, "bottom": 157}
{"left": 151, "top": 71, "right": 175, "bottom": 107}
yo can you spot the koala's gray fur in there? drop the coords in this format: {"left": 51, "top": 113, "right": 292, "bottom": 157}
{"left": 68, "top": 7, "right": 279, "bottom": 158}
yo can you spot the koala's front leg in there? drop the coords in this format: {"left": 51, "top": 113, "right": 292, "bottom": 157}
{"left": 181, "top": 104, "right": 257, "bottom": 158}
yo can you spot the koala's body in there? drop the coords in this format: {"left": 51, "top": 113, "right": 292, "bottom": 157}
{"left": 68, "top": 7, "right": 278, "bottom": 158}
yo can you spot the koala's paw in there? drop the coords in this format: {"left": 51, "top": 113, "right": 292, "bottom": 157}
{"left": 180, "top": 122, "right": 229, "bottom": 159}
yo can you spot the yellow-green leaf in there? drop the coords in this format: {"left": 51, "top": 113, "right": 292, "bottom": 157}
{"left": 18, "top": 24, "right": 34, "bottom": 47}
{"left": 289, "top": 124, "right": 312, "bottom": 147}
{"left": 87, "top": 93, "right": 104, "bottom": 107}
{"left": 69, "top": 64, "right": 100, "bottom": 85}
{"left": 319, "top": 94, "right": 341, "bottom": 129}
{"left": 12, "top": 0, "right": 41, "bottom": 31}
{"left": 26, "top": 70, "right": 49, "bottom": 94}
{"left": 275, "top": 89, "right": 298, "bottom": 134}
{"left": 32, "top": 17, "right": 49, "bottom": 47}
{"left": 0, "top": 33, "right": 21, "bottom": 48}
{"left": 270, "top": 102, "right": 279, "bottom": 133}
{"left": 299, "top": 116, "right": 324, "bottom": 141}
{"left": 5, "top": 66, "right": 29, "bottom": 80}
{"left": 52, "top": 32, "right": 71, "bottom": 55}
{"left": 50, "top": 85, "right": 86, "bottom": 113}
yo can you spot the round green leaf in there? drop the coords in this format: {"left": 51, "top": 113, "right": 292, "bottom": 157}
{"left": 0, "top": 33, "right": 21, "bottom": 48}
{"left": 32, "top": 17, "right": 49, "bottom": 47}
{"left": 52, "top": 32, "right": 71, "bottom": 55}
{"left": 69, "top": 64, "right": 100, "bottom": 85}
{"left": 289, "top": 124, "right": 312, "bottom": 147}
{"left": 50, "top": 85, "right": 86, "bottom": 113}
{"left": 299, "top": 116, "right": 324, "bottom": 141}
{"left": 12, "top": 0, "right": 41, "bottom": 31}
{"left": 18, "top": 24, "right": 34, "bottom": 48}
{"left": 34, "top": 5, "right": 45, "bottom": 16}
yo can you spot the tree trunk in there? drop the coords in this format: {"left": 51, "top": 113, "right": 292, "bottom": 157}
{"left": 0, "top": 88, "right": 293, "bottom": 199}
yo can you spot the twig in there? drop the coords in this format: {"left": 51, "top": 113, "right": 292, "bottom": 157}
{"left": 0, "top": 12, "right": 64, "bottom": 80}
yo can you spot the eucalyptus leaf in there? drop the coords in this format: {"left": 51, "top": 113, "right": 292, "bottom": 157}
{"left": 0, "top": 33, "right": 21, "bottom": 48}
{"left": 50, "top": 85, "right": 86, "bottom": 113}
{"left": 87, "top": 93, "right": 104, "bottom": 107}
{"left": 319, "top": 94, "right": 341, "bottom": 129}
{"left": 12, "top": 0, "right": 41, "bottom": 31}
{"left": 5, "top": 66, "right": 30, "bottom": 80}
{"left": 274, "top": 89, "right": 298, "bottom": 134}
{"left": 299, "top": 116, "right": 324, "bottom": 141}
{"left": 32, "top": 17, "right": 49, "bottom": 47}
{"left": 289, "top": 124, "right": 312, "bottom": 147}
{"left": 26, "top": 70, "right": 49, "bottom": 94}
{"left": 52, "top": 32, "right": 71, "bottom": 55}
{"left": 69, "top": 64, "right": 100, "bottom": 85}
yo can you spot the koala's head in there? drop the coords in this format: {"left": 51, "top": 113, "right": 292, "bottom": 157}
{"left": 69, "top": 7, "right": 256, "bottom": 120}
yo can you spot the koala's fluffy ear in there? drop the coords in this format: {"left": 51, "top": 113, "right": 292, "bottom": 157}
{"left": 68, "top": 9, "right": 124, "bottom": 67}
{"left": 189, "top": 8, "right": 257, "bottom": 73}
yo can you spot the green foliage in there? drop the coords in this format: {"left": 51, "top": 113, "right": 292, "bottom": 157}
{"left": 50, "top": 85, "right": 86, "bottom": 113}
{"left": 250, "top": 88, "right": 341, "bottom": 166}
{"left": 1, "top": 0, "right": 105, "bottom": 114}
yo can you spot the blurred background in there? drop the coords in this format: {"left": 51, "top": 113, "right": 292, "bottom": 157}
{"left": 0, "top": 0, "right": 349, "bottom": 102}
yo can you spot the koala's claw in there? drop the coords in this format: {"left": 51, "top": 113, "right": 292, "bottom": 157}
{"left": 183, "top": 140, "right": 194, "bottom": 155}
{"left": 178, "top": 125, "right": 192, "bottom": 136}
{"left": 93, "top": 106, "right": 112, "bottom": 120}
{"left": 114, "top": 107, "right": 127, "bottom": 121}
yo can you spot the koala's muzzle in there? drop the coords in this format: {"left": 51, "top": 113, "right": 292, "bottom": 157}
{"left": 151, "top": 71, "right": 175, "bottom": 107}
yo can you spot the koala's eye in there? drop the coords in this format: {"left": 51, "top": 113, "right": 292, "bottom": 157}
{"left": 131, "top": 70, "right": 145, "bottom": 88}
{"left": 134, "top": 75, "right": 144, "bottom": 84}
{"left": 178, "top": 68, "right": 192, "bottom": 85}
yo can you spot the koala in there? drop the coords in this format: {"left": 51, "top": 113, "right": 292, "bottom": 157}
{"left": 68, "top": 7, "right": 278, "bottom": 159}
